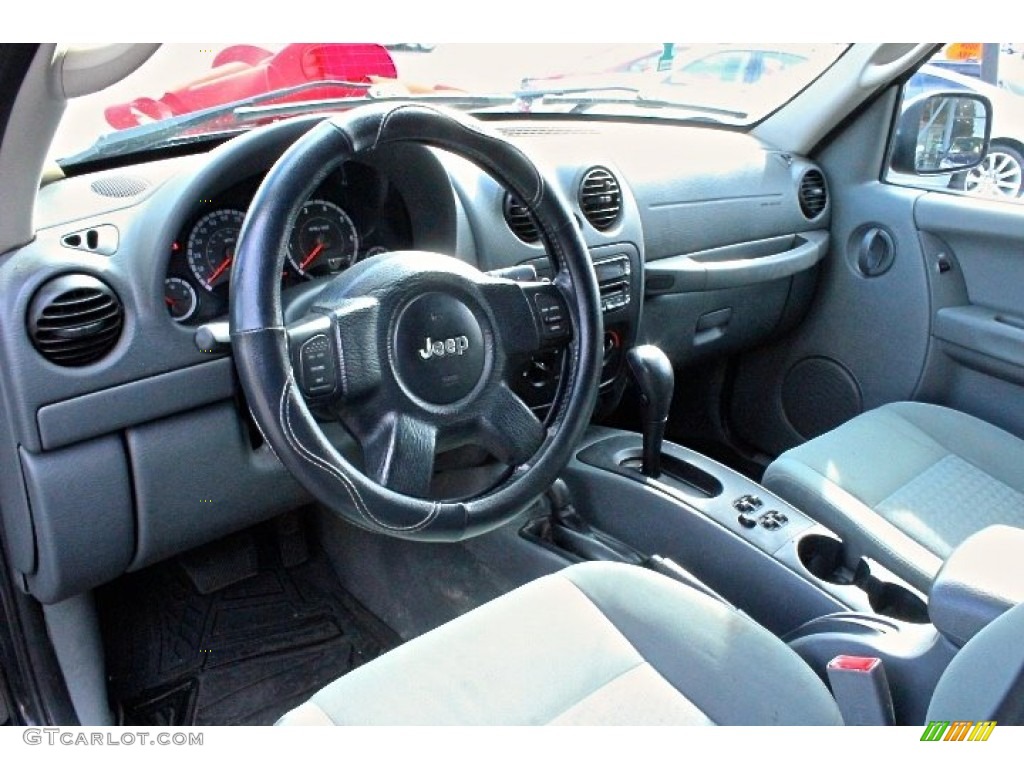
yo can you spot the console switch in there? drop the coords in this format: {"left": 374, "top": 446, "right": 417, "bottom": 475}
{"left": 758, "top": 510, "right": 789, "bottom": 531}
{"left": 733, "top": 494, "right": 763, "bottom": 513}
{"left": 738, "top": 511, "right": 758, "bottom": 529}
{"left": 299, "top": 334, "right": 337, "bottom": 397}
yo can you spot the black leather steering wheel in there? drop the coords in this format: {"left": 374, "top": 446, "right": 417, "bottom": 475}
{"left": 230, "top": 103, "right": 602, "bottom": 541}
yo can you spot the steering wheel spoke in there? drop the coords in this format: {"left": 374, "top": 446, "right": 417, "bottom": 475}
{"left": 286, "top": 297, "right": 381, "bottom": 403}
{"left": 480, "top": 278, "right": 573, "bottom": 356}
{"left": 361, "top": 413, "right": 438, "bottom": 498}
{"left": 478, "top": 383, "right": 547, "bottom": 465}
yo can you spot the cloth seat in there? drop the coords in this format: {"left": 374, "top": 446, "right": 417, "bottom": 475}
{"left": 277, "top": 559, "right": 1024, "bottom": 726}
{"left": 277, "top": 561, "right": 843, "bottom": 725}
{"left": 763, "top": 401, "right": 1024, "bottom": 591}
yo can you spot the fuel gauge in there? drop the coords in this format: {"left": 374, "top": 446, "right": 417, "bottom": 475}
{"left": 164, "top": 277, "right": 198, "bottom": 322}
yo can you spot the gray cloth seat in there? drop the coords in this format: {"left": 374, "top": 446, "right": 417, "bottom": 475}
{"left": 277, "top": 559, "right": 1024, "bottom": 726}
{"left": 278, "top": 561, "right": 843, "bottom": 725}
{"left": 763, "top": 401, "right": 1024, "bottom": 592}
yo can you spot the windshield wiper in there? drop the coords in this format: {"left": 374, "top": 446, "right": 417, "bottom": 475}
{"left": 60, "top": 79, "right": 376, "bottom": 166}
{"left": 59, "top": 81, "right": 524, "bottom": 167}
{"left": 230, "top": 91, "right": 519, "bottom": 121}
{"left": 60, "top": 79, "right": 749, "bottom": 168}
{"left": 514, "top": 86, "right": 748, "bottom": 120}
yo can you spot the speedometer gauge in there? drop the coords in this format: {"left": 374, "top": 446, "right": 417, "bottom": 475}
{"left": 186, "top": 209, "right": 245, "bottom": 290}
{"left": 287, "top": 200, "right": 359, "bottom": 279}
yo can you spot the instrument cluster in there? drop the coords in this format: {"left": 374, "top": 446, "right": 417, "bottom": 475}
{"left": 163, "top": 161, "right": 412, "bottom": 324}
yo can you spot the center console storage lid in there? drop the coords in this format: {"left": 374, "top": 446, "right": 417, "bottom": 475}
{"left": 930, "top": 525, "right": 1024, "bottom": 647}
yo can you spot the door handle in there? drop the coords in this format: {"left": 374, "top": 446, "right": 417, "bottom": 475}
{"left": 857, "top": 227, "right": 895, "bottom": 277}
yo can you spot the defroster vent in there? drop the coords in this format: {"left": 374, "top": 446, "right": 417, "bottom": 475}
{"left": 28, "top": 274, "right": 124, "bottom": 367}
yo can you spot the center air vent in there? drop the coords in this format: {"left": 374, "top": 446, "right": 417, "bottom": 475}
{"left": 798, "top": 169, "right": 828, "bottom": 220}
{"left": 28, "top": 274, "right": 124, "bottom": 367}
{"left": 503, "top": 192, "right": 540, "bottom": 244}
{"left": 578, "top": 167, "right": 621, "bottom": 231}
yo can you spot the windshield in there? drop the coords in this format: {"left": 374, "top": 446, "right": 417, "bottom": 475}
{"left": 51, "top": 43, "right": 848, "bottom": 167}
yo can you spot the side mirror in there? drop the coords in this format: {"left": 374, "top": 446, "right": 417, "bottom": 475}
{"left": 891, "top": 91, "right": 992, "bottom": 175}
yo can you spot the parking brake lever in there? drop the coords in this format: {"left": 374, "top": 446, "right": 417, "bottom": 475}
{"left": 544, "top": 480, "right": 644, "bottom": 565}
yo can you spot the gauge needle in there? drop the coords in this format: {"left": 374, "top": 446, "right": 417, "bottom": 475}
{"left": 208, "top": 255, "right": 233, "bottom": 285}
{"left": 300, "top": 243, "right": 324, "bottom": 271}
{"left": 165, "top": 297, "right": 176, "bottom": 307}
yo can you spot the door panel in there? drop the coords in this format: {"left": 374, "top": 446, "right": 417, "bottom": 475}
{"left": 730, "top": 91, "right": 938, "bottom": 457}
{"left": 730, "top": 89, "right": 1024, "bottom": 458}
{"left": 915, "top": 195, "right": 1024, "bottom": 315}
{"left": 913, "top": 193, "right": 1024, "bottom": 438}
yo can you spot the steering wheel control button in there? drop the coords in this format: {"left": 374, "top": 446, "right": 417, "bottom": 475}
{"left": 532, "top": 290, "right": 570, "bottom": 342}
{"left": 394, "top": 292, "right": 486, "bottom": 405}
{"left": 299, "top": 335, "right": 337, "bottom": 397}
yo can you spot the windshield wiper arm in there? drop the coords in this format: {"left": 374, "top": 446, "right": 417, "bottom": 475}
{"left": 515, "top": 86, "right": 748, "bottom": 120}
{"left": 231, "top": 91, "right": 519, "bottom": 121}
{"left": 59, "top": 79, "right": 388, "bottom": 166}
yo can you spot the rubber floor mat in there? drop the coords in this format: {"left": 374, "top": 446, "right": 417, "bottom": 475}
{"left": 97, "top": 532, "right": 400, "bottom": 726}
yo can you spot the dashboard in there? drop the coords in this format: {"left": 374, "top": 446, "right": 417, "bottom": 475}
{"left": 0, "top": 113, "right": 830, "bottom": 605}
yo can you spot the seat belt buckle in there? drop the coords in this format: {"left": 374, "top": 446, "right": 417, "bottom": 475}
{"left": 826, "top": 655, "right": 895, "bottom": 725}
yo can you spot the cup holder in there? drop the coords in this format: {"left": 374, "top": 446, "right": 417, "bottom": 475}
{"left": 798, "top": 534, "right": 855, "bottom": 584}
{"left": 866, "top": 580, "right": 929, "bottom": 624}
{"left": 797, "top": 533, "right": 929, "bottom": 624}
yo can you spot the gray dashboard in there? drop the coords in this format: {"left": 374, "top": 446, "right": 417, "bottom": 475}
{"left": 0, "top": 114, "right": 829, "bottom": 603}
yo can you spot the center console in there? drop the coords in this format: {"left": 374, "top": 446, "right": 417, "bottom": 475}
{"left": 563, "top": 428, "right": 932, "bottom": 632}
{"left": 550, "top": 425, "right": 955, "bottom": 724}
{"left": 522, "top": 344, "right": 965, "bottom": 725}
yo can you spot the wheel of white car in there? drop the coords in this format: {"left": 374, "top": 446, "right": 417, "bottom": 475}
{"left": 962, "top": 143, "right": 1024, "bottom": 198}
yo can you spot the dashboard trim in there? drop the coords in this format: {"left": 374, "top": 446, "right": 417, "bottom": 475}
{"left": 36, "top": 357, "right": 234, "bottom": 450}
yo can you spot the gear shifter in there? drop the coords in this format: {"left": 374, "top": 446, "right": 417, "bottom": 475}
{"left": 626, "top": 345, "right": 674, "bottom": 477}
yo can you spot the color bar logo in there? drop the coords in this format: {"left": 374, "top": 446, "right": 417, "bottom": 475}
{"left": 920, "top": 721, "right": 997, "bottom": 741}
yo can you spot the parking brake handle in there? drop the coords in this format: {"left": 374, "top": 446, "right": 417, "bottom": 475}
{"left": 626, "top": 345, "right": 674, "bottom": 478}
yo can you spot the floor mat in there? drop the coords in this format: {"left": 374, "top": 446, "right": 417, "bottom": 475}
{"left": 97, "top": 528, "right": 400, "bottom": 726}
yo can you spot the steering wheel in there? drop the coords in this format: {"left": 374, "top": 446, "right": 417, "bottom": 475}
{"left": 230, "top": 103, "right": 602, "bottom": 541}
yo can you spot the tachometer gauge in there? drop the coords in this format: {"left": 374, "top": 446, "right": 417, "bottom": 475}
{"left": 164, "top": 277, "right": 198, "bottom": 322}
{"left": 186, "top": 209, "right": 245, "bottom": 290}
{"left": 287, "top": 200, "right": 359, "bottom": 279}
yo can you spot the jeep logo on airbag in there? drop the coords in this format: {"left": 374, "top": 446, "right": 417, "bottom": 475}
{"left": 393, "top": 292, "right": 486, "bottom": 405}
{"left": 419, "top": 335, "right": 470, "bottom": 360}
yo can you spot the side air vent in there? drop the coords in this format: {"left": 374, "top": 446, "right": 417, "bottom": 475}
{"left": 90, "top": 175, "right": 150, "bottom": 198}
{"left": 578, "top": 167, "right": 621, "bottom": 231}
{"left": 798, "top": 169, "right": 828, "bottom": 220}
{"left": 503, "top": 192, "right": 540, "bottom": 244}
{"left": 28, "top": 275, "right": 124, "bottom": 367}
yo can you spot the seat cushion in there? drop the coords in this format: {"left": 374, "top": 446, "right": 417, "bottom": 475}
{"left": 276, "top": 561, "right": 842, "bottom": 725}
{"left": 763, "top": 401, "right": 1024, "bottom": 591}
